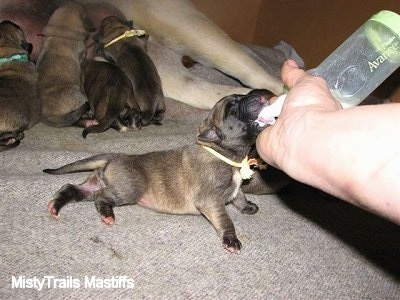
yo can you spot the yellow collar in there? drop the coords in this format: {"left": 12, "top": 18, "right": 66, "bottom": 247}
{"left": 202, "top": 145, "right": 264, "bottom": 180}
{"left": 104, "top": 29, "right": 146, "bottom": 48}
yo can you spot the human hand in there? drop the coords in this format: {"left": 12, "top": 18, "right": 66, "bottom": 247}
{"left": 256, "top": 59, "right": 342, "bottom": 173}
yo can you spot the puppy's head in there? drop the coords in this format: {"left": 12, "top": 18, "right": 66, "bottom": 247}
{"left": 0, "top": 20, "right": 32, "bottom": 56}
{"left": 43, "top": 1, "right": 95, "bottom": 40}
{"left": 94, "top": 16, "right": 148, "bottom": 49}
{"left": 197, "top": 89, "right": 273, "bottom": 153}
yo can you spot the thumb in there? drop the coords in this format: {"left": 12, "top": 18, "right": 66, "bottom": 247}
{"left": 281, "top": 59, "right": 309, "bottom": 88}
{"left": 256, "top": 125, "right": 276, "bottom": 167}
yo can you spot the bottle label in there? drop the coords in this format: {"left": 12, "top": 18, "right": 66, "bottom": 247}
{"left": 368, "top": 36, "right": 399, "bottom": 72}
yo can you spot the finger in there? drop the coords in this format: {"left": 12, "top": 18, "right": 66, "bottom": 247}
{"left": 281, "top": 59, "right": 310, "bottom": 89}
{"left": 256, "top": 127, "right": 276, "bottom": 167}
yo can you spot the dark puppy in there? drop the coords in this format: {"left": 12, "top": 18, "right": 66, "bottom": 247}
{"left": 36, "top": 1, "right": 94, "bottom": 127}
{"left": 95, "top": 16, "right": 165, "bottom": 126}
{"left": 81, "top": 56, "right": 141, "bottom": 138}
{"left": 0, "top": 20, "right": 40, "bottom": 151}
{"left": 43, "top": 90, "right": 287, "bottom": 253}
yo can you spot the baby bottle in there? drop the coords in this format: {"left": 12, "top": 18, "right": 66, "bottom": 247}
{"left": 309, "top": 9, "right": 400, "bottom": 108}
{"left": 253, "top": 10, "right": 400, "bottom": 130}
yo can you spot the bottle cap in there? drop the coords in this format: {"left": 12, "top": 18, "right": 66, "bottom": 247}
{"left": 365, "top": 10, "right": 400, "bottom": 62}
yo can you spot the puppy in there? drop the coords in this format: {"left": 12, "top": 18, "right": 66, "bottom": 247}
{"left": 94, "top": 16, "right": 165, "bottom": 126}
{"left": 0, "top": 20, "right": 40, "bottom": 151}
{"left": 43, "top": 90, "right": 289, "bottom": 253}
{"left": 81, "top": 56, "right": 141, "bottom": 138}
{"left": 36, "top": 1, "right": 94, "bottom": 127}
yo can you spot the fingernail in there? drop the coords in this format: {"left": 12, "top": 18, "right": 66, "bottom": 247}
{"left": 286, "top": 59, "right": 298, "bottom": 68}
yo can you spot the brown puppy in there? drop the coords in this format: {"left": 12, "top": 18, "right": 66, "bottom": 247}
{"left": 0, "top": 20, "right": 40, "bottom": 151}
{"left": 43, "top": 90, "right": 288, "bottom": 253}
{"left": 95, "top": 16, "right": 165, "bottom": 126}
{"left": 81, "top": 56, "right": 141, "bottom": 138}
{"left": 36, "top": 1, "right": 94, "bottom": 127}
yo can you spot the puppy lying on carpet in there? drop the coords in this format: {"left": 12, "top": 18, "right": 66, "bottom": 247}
{"left": 44, "top": 90, "right": 288, "bottom": 253}
{"left": 0, "top": 20, "right": 40, "bottom": 151}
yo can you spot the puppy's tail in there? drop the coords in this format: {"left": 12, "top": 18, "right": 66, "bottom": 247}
{"left": 43, "top": 154, "right": 116, "bottom": 175}
{"left": 0, "top": 131, "right": 25, "bottom": 152}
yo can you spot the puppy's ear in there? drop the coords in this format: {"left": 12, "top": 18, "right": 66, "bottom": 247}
{"left": 197, "top": 127, "right": 222, "bottom": 144}
{"left": 247, "top": 89, "right": 274, "bottom": 98}
{"left": 21, "top": 42, "right": 32, "bottom": 54}
{"left": 84, "top": 18, "right": 96, "bottom": 33}
{"left": 125, "top": 20, "right": 133, "bottom": 28}
{"left": 92, "top": 33, "right": 99, "bottom": 42}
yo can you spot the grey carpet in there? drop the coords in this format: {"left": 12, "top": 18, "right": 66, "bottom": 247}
{"left": 0, "top": 44, "right": 399, "bottom": 299}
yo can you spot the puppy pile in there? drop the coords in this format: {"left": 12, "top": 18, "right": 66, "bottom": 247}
{"left": 0, "top": 1, "right": 165, "bottom": 148}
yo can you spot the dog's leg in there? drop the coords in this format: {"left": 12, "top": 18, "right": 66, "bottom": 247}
{"left": 231, "top": 191, "right": 259, "bottom": 215}
{"left": 47, "top": 174, "right": 101, "bottom": 218}
{"left": 94, "top": 195, "right": 116, "bottom": 225}
{"left": 196, "top": 202, "right": 242, "bottom": 253}
{"left": 105, "top": 0, "right": 283, "bottom": 97}
{"left": 148, "top": 39, "right": 251, "bottom": 109}
{"left": 48, "top": 184, "right": 90, "bottom": 218}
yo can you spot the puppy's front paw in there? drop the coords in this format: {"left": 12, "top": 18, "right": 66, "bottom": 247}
{"left": 223, "top": 235, "right": 242, "bottom": 253}
{"left": 241, "top": 201, "right": 259, "bottom": 215}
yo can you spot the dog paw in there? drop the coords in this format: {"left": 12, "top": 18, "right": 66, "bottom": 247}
{"left": 241, "top": 202, "right": 259, "bottom": 214}
{"left": 47, "top": 200, "right": 59, "bottom": 219}
{"left": 222, "top": 235, "right": 242, "bottom": 253}
{"left": 101, "top": 215, "right": 115, "bottom": 225}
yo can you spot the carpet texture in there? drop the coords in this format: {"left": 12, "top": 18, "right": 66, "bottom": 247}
{"left": 0, "top": 44, "right": 399, "bottom": 299}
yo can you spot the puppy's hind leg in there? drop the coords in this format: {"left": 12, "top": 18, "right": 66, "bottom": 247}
{"left": 47, "top": 174, "right": 101, "bottom": 218}
{"left": 93, "top": 193, "right": 117, "bottom": 225}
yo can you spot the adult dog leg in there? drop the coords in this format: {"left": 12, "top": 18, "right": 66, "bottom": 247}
{"left": 148, "top": 39, "right": 250, "bottom": 109}
{"left": 100, "top": 0, "right": 284, "bottom": 97}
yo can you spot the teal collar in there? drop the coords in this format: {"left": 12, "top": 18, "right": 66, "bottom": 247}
{"left": 0, "top": 53, "right": 29, "bottom": 65}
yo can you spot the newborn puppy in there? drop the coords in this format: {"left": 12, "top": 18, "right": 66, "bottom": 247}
{"left": 81, "top": 56, "right": 141, "bottom": 138}
{"left": 36, "top": 1, "right": 94, "bottom": 127}
{"left": 44, "top": 90, "right": 281, "bottom": 253}
{"left": 0, "top": 20, "right": 40, "bottom": 151}
{"left": 95, "top": 16, "right": 165, "bottom": 126}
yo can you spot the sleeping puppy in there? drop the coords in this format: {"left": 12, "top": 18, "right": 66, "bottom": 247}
{"left": 0, "top": 20, "right": 40, "bottom": 151}
{"left": 36, "top": 1, "right": 95, "bottom": 127}
{"left": 43, "top": 90, "right": 288, "bottom": 253}
{"left": 95, "top": 16, "right": 165, "bottom": 126}
{"left": 81, "top": 56, "right": 141, "bottom": 138}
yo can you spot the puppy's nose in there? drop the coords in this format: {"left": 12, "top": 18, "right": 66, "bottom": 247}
{"left": 258, "top": 95, "right": 267, "bottom": 104}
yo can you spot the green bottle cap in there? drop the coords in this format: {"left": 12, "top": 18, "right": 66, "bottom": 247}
{"left": 365, "top": 10, "right": 400, "bottom": 63}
